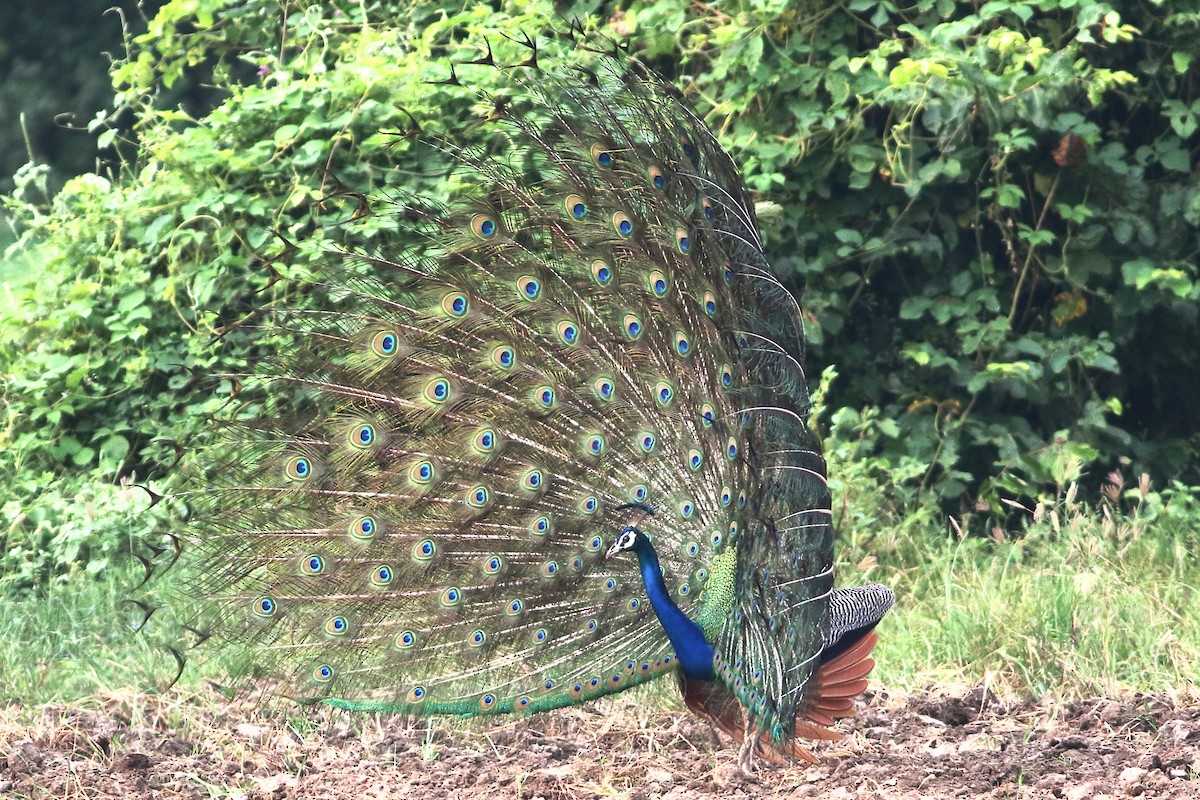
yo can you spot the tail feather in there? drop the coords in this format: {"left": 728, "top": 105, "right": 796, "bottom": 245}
{"left": 821, "top": 631, "right": 880, "bottom": 679}
{"left": 790, "top": 627, "right": 883, "bottom": 739}
{"left": 816, "top": 678, "right": 871, "bottom": 699}
{"left": 821, "top": 656, "right": 876, "bottom": 685}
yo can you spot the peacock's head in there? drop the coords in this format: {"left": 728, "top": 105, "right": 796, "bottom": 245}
{"left": 605, "top": 525, "right": 650, "bottom": 558}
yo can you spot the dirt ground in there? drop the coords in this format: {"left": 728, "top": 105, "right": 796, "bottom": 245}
{"left": 1, "top": 687, "right": 1197, "bottom": 799}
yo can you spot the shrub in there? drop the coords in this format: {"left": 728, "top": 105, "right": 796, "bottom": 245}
{"left": 2, "top": 0, "right": 1197, "bottom": 554}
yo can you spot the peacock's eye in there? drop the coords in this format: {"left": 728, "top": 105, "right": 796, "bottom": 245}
{"left": 592, "top": 260, "right": 613, "bottom": 286}
{"left": 675, "top": 228, "right": 691, "bottom": 254}
{"left": 470, "top": 214, "right": 499, "bottom": 239}
{"left": 591, "top": 143, "right": 614, "bottom": 168}
{"left": 612, "top": 212, "right": 634, "bottom": 238}
{"left": 565, "top": 194, "right": 588, "bottom": 219}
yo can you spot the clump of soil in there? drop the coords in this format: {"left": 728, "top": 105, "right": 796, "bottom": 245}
{"left": 1, "top": 688, "right": 1197, "bottom": 798}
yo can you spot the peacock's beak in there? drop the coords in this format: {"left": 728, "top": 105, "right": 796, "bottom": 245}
{"left": 604, "top": 540, "right": 622, "bottom": 559}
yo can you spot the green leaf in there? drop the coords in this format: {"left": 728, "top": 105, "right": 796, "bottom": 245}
{"left": 117, "top": 290, "right": 148, "bottom": 313}
{"left": 834, "top": 228, "right": 864, "bottom": 245}
{"left": 899, "top": 297, "right": 931, "bottom": 320}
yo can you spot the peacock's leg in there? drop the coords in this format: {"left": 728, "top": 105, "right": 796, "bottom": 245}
{"left": 737, "top": 731, "right": 757, "bottom": 775}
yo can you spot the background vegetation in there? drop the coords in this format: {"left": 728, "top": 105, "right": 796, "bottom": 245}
{"left": 1, "top": 0, "right": 1197, "bottom": 705}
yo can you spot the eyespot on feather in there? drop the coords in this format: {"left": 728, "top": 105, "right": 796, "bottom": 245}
{"left": 423, "top": 377, "right": 452, "bottom": 404}
{"left": 590, "top": 142, "right": 614, "bottom": 167}
{"left": 412, "top": 538, "right": 437, "bottom": 562}
{"left": 654, "top": 381, "right": 674, "bottom": 406}
{"left": 612, "top": 211, "right": 633, "bottom": 238}
{"left": 517, "top": 275, "right": 541, "bottom": 301}
{"left": 591, "top": 259, "right": 613, "bottom": 286}
{"left": 647, "top": 164, "right": 666, "bottom": 189}
{"left": 346, "top": 421, "right": 378, "bottom": 450}
{"left": 675, "top": 228, "right": 691, "bottom": 254}
{"left": 520, "top": 468, "right": 544, "bottom": 492}
{"left": 622, "top": 314, "right": 643, "bottom": 340}
{"left": 369, "top": 329, "right": 401, "bottom": 358}
{"left": 489, "top": 345, "right": 517, "bottom": 370}
{"left": 469, "top": 214, "right": 499, "bottom": 239}
{"left": 283, "top": 456, "right": 314, "bottom": 483}
{"left": 466, "top": 485, "right": 491, "bottom": 508}
{"left": 555, "top": 320, "right": 580, "bottom": 346}
{"left": 719, "top": 364, "right": 733, "bottom": 389}
{"left": 348, "top": 515, "right": 378, "bottom": 541}
{"left": 532, "top": 385, "right": 556, "bottom": 410}
{"left": 674, "top": 331, "right": 691, "bottom": 357}
{"left": 593, "top": 377, "right": 615, "bottom": 401}
{"left": 252, "top": 596, "right": 278, "bottom": 617}
{"left": 440, "top": 291, "right": 469, "bottom": 318}
{"left": 472, "top": 428, "right": 498, "bottom": 455}
{"left": 409, "top": 460, "right": 435, "bottom": 485}
{"left": 648, "top": 270, "right": 669, "bottom": 297}
{"left": 564, "top": 194, "right": 588, "bottom": 219}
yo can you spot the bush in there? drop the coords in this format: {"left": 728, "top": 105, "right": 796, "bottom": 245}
{"left": 0, "top": 478, "right": 163, "bottom": 597}
{"left": 629, "top": 0, "right": 1200, "bottom": 504}
{"left": 2, "top": 0, "right": 1197, "bottom": 546}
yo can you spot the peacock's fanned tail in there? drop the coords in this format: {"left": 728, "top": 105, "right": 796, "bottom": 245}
{"left": 168, "top": 30, "right": 886, "bottom": 759}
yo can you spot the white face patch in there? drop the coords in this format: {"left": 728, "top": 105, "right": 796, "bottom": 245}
{"left": 605, "top": 527, "right": 640, "bottom": 558}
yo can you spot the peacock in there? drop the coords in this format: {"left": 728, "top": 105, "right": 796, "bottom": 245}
{"left": 157, "top": 27, "right": 894, "bottom": 773}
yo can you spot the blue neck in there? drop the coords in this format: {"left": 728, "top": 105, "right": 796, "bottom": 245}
{"left": 634, "top": 543, "right": 715, "bottom": 680}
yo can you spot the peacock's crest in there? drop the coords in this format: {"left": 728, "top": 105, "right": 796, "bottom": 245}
{"left": 147, "top": 24, "right": 893, "bottom": 770}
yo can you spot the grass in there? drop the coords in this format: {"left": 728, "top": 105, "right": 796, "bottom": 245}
{"left": 836, "top": 476, "right": 1200, "bottom": 699}
{"left": 1, "top": 471, "right": 1198, "bottom": 708}
{"left": 0, "top": 558, "right": 174, "bottom": 706}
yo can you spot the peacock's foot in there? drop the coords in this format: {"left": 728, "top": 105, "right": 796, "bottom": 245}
{"left": 737, "top": 735, "right": 757, "bottom": 776}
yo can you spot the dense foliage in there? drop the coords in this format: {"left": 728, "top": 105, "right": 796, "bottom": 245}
{"left": 2, "top": 0, "right": 1199, "bottom": 585}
